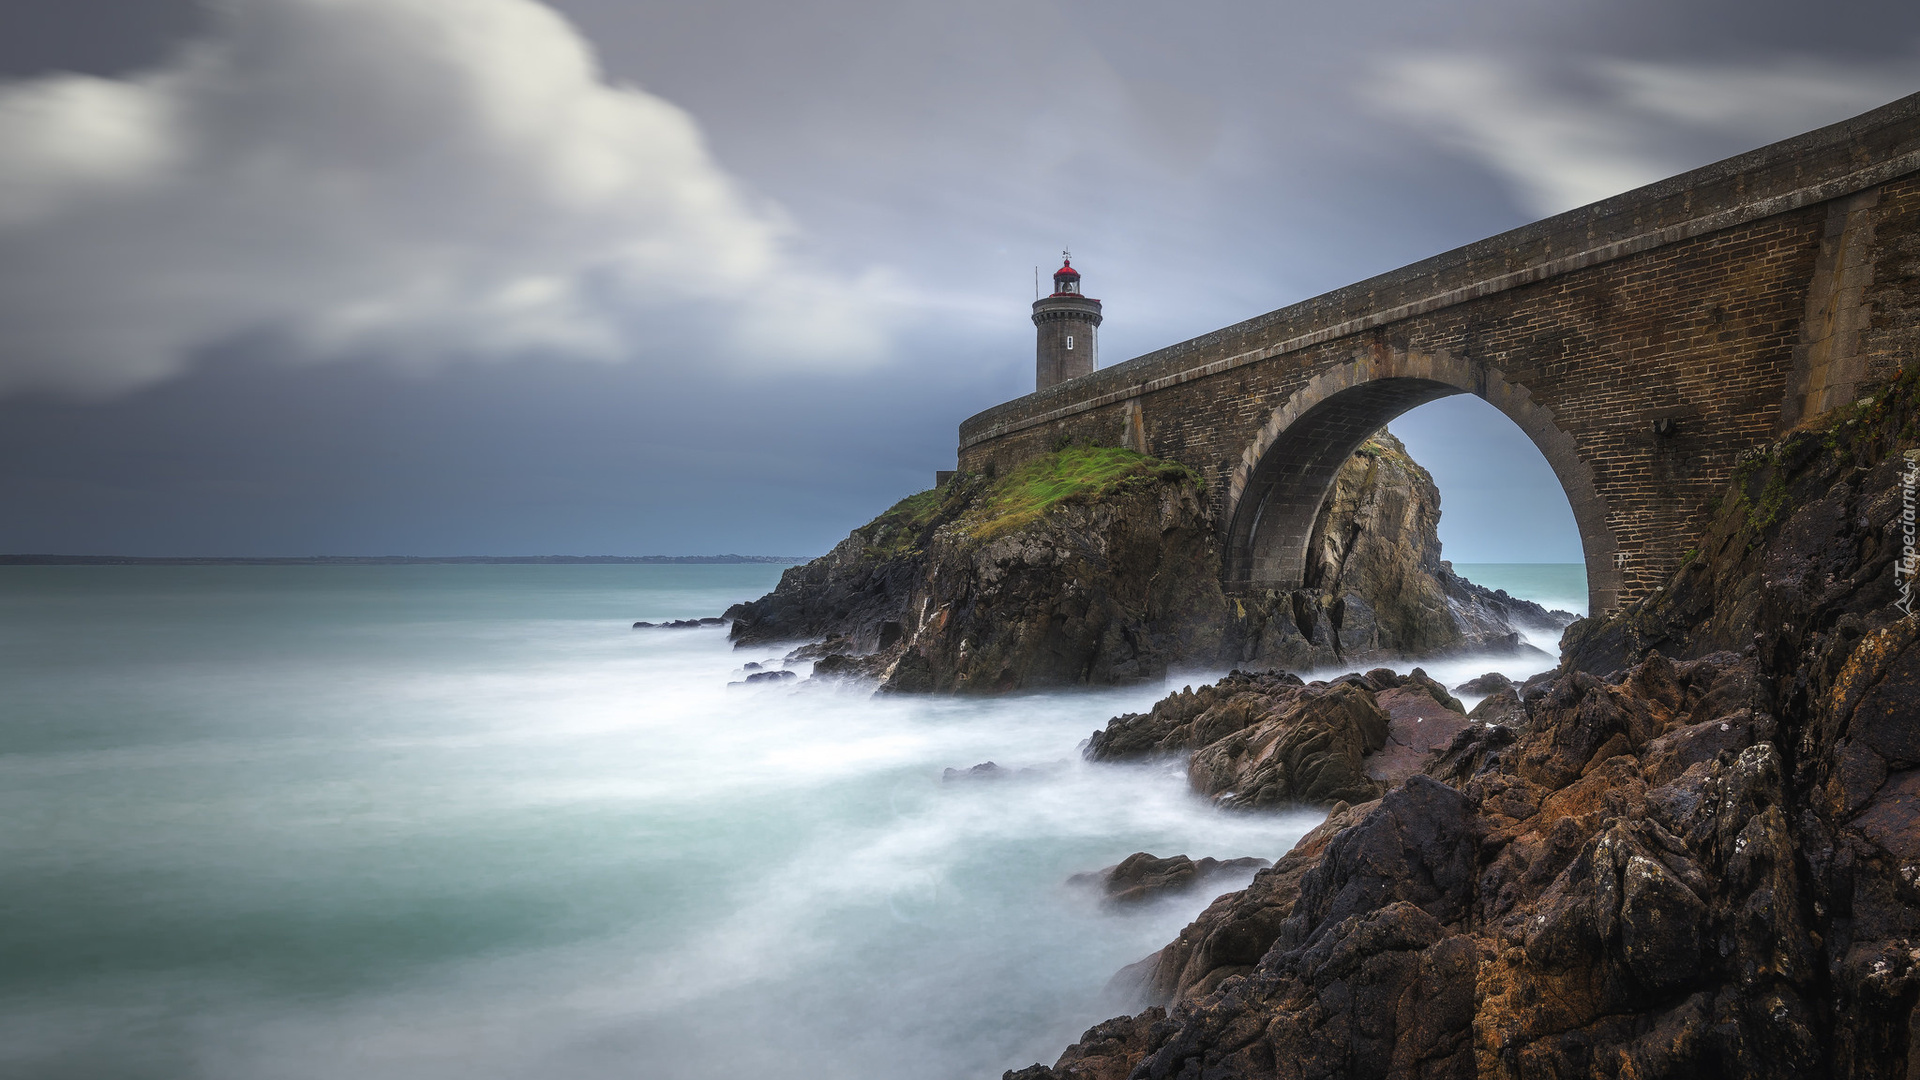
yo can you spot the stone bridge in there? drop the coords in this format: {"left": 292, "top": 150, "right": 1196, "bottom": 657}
{"left": 958, "top": 93, "right": 1920, "bottom": 616}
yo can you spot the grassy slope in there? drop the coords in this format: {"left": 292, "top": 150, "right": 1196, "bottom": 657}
{"left": 857, "top": 446, "right": 1206, "bottom": 561}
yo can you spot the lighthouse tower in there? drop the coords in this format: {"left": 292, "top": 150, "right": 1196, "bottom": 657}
{"left": 1032, "top": 252, "right": 1102, "bottom": 391}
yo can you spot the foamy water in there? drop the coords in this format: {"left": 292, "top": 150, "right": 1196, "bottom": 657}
{"left": 0, "top": 562, "right": 1582, "bottom": 1079}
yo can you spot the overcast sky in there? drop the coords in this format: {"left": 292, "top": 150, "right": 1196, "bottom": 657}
{"left": 2, "top": 0, "right": 1916, "bottom": 559}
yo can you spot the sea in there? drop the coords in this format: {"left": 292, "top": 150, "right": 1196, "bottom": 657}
{"left": 0, "top": 561, "right": 1583, "bottom": 1080}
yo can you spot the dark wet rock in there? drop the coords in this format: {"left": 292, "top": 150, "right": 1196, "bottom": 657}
{"left": 1365, "top": 667, "right": 1404, "bottom": 688}
{"left": 1454, "top": 671, "right": 1514, "bottom": 695}
{"left": 1085, "top": 670, "right": 1307, "bottom": 763}
{"left": 1069, "top": 853, "right": 1272, "bottom": 906}
{"left": 1423, "top": 719, "right": 1521, "bottom": 785}
{"left": 807, "top": 652, "right": 894, "bottom": 681}
{"left": 783, "top": 637, "right": 850, "bottom": 664}
{"left": 1002, "top": 1008, "right": 1171, "bottom": 1080}
{"left": 1186, "top": 682, "right": 1392, "bottom": 809}
{"left": 740, "top": 661, "right": 762, "bottom": 671}
{"left": 1517, "top": 667, "right": 1561, "bottom": 706}
{"left": 1466, "top": 686, "right": 1528, "bottom": 727}
{"left": 632, "top": 617, "right": 726, "bottom": 629}
{"left": 739, "top": 669, "right": 795, "bottom": 684}
{"left": 941, "top": 760, "right": 1065, "bottom": 783}
{"left": 1405, "top": 666, "right": 1465, "bottom": 713}
{"left": 1087, "top": 667, "right": 1473, "bottom": 811}
{"left": 1019, "top": 365, "right": 1920, "bottom": 1080}
{"left": 1127, "top": 800, "right": 1373, "bottom": 1006}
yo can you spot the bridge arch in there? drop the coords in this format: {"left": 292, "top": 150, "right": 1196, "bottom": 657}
{"left": 1222, "top": 348, "right": 1622, "bottom": 614}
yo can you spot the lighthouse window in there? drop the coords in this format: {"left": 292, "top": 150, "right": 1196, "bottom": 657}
{"left": 1066, "top": 335, "right": 1074, "bottom": 350}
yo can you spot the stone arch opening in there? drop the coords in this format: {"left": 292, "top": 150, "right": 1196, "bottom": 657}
{"left": 1222, "top": 352, "right": 1622, "bottom": 615}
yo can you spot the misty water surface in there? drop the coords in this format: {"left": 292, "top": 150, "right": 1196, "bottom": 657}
{"left": 0, "top": 563, "right": 1579, "bottom": 1079}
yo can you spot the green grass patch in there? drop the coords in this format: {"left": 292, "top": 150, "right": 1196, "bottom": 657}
{"left": 854, "top": 445, "right": 1206, "bottom": 559}
{"left": 859, "top": 486, "right": 951, "bottom": 560}
{"left": 966, "top": 445, "right": 1195, "bottom": 540}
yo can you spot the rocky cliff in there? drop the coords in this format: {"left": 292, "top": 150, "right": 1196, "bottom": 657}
{"left": 1084, "top": 666, "right": 1470, "bottom": 811}
{"left": 1227, "top": 432, "right": 1568, "bottom": 671}
{"left": 727, "top": 446, "right": 1227, "bottom": 692}
{"left": 1008, "top": 364, "right": 1920, "bottom": 1079}
{"left": 730, "top": 433, "right": 1564, "bottom": 693}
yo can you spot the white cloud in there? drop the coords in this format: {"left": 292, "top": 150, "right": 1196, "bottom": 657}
{"left": 1364, "top": 52, "right": 1920, "bottom": 217}
{"left": 0, "top": 0, "right": 889, "bottom": 397}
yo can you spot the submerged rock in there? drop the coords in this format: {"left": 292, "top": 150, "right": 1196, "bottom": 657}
{"left": 942, "top": 761, "right": 1010, "bottom": 782}
{"left": 632, "top": 617, "right": 727, "bottom": 629}
{"left": 940, "top": 760, "right": 1066, "bottom": 783}
{"left": 1069, "top": 853, "right": 1273, "bottom": 906}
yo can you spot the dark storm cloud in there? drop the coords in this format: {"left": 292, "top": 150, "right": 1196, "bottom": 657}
{"left": 0, "top": 0, "right": 204, "bottom": 78}
{"left": 2, "top": 0, "right": 1917, "bottom": 556}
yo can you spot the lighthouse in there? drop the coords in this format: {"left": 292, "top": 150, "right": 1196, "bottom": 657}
{"left": 1032, "top": 251, "right": 1102, "bottom": 391}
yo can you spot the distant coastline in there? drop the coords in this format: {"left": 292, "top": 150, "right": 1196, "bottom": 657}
{"left": 0, "top": 554, "right": 810, "bottom": 566}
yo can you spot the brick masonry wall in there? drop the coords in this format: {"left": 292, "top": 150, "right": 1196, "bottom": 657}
{"left": 957, "top": 95, "right": 1920, "bottom": 614}
{"left": 1032, "top": 296, "right": 1101, "bottom": 390}
{"left": 1864, "top": 174, "right": 1920, "bottom": 394}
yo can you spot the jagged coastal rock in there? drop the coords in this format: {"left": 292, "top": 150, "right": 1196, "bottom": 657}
{"left": 1227, "top": 432, "right": 1569, "bottom": 670}
{"left": 728, "top": 446, "right": 1227, "bottom": 692}
{"left": 728, "top": 434, "right": 1563, "bottom": 692}
{"left": 1008, "top": 366, "right": 1920, "bottom": 1079}
{"left": 1085, "top": 667, "right": 1474, "bottom": 811}
{"left": 1069, "top": 853, "right": 1274, "bottom": 906}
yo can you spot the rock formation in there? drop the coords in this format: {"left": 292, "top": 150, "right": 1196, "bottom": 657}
{"left": 1069, "top": 853, "right": 1273, "bottom": 906}
{"left": 1007, "top": 364, "right": 1920, "bottom": 1079}
{"left": 1227, "top": 432, "right": 1571, "bottom": 671}
{"left": 728, "top": 446, "right": 1226, "bottom": 692}
{"left": 1086, "top": 667, "right": 1472, "bottom": 811}
{"left": 941, "top": 761, "right": 1064, "bottom": 782}
{"left": 729, "top": 434, "right": 1564, "bottom": 693}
